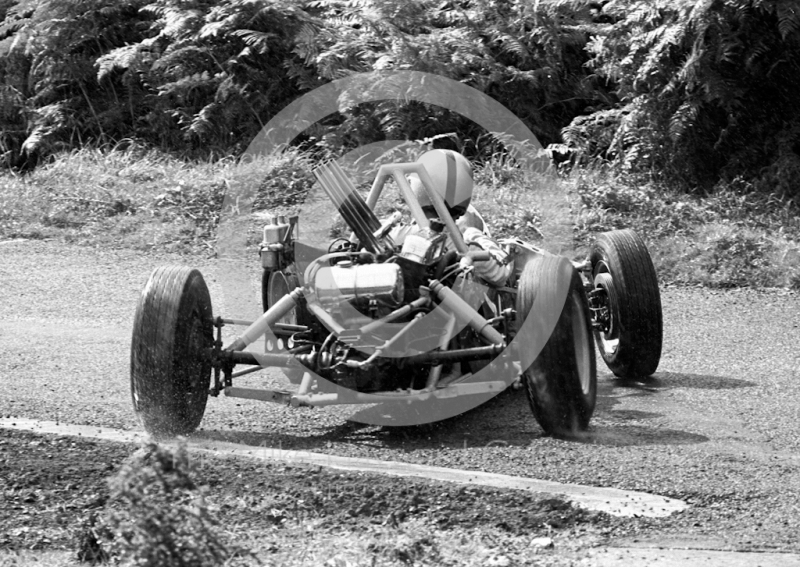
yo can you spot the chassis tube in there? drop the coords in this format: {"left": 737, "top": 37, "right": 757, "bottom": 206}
{"left": 425, "top": 312, "right": 456, "bottom": 389}
{"left": 291, "top": 380, "right": 508, "bottom": 407}
{"left": 225, "top": 342, "right": 505, "bottom": 368}
{"left": 221, "top": 319, "right": 307, "bottom": 335}
{"left": 365, "top": 165, "right": 431, "bottom": 230}
{"left": 227, "top": 288, "right": 302, "bottom": 352}
{"left": 226, "top": 350, "right": 300, "bottom": 367}
{"left": 404, "top": 344, "right": 506, "bottom": 365}
{"left": 305, "top": 301, "right": 346, "bottom": 335}
{"left": 225, "top": 387, "right": 293, "bottom": 404}
{"left": 360, "top": 295, "right": 430, "bottom": 334}
{"left": 428, "top": 280, "right": 505, "bottom": 346}
{"left": 393, "top": 168, "right": 432, "bottom": 230}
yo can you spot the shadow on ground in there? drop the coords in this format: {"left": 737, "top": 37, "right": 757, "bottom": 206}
{"left": 195, "top": 387, "right": 538, "bottom": 451}
{"left": 571, "top": 425, "right": 709, "bottom": 447}
{"left": 195, "top": 372, "right": 732, "bottom": 451}
{"left": 607, "top": 372, "right": 755, "bottom": 392}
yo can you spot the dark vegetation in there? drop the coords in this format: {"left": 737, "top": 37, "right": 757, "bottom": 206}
{"left": 0, "top": 0, "right": 798, "bottom": 193}
{"left": 1, "top": 0, "right": 800, "bottom": 288}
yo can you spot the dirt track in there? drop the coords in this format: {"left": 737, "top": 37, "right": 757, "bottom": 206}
{"left": 2, "top": 238, "right": 800, "bottom": 556}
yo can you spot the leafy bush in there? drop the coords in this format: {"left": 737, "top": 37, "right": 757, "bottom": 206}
{"left": 564, "top": 0, "right": 800, "bottom": 193}
{"left": 291, "top": 0, "right": 605, "bottom": 154}
{"left": 0, "top": 0, "right": 608, "bottom": 164}
{"left": 252, "top": 153, "right": 317, "bottom": 210}
{"left": 0, "top": 0, "right": 153, "bottom": 166}
{"left": 2, "top": 0, "right": 799, "bottom": 200}
{"left": 0, "top": 0, "right": 309, "bottom": 164}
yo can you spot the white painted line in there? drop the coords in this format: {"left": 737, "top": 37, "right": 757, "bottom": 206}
{"left": 0, "top": 418, "right": 687, "bottom": 518}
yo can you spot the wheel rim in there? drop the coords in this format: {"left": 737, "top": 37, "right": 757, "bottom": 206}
{"left": 570, "top": 291, "right": 593, "bottom": 397}
{"left": 132, "top": 383, "right": 141, "bottom": 410}
{"left": 184, "top": 307, "right": 209, "bottom": 396}
{"left": 592, "top": 266, "right": 620, "bottom": 357}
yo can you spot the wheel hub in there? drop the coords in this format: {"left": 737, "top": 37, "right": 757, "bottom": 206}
{"left": 588, "top": 285, "right": 612, "bottom": 334}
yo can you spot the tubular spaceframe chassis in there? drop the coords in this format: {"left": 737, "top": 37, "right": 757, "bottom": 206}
{"left": 207, "top": 160, "right": 581, "bottom": 408}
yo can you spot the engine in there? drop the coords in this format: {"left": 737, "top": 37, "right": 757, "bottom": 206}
{"left": 313, "top": 261, "right": 404, "bottom": 316}
{"left": 311, "top": 221, "right": 450, "bottom": 321}
{"left": 301, "top": 161, "right": 460, "bottom": 391}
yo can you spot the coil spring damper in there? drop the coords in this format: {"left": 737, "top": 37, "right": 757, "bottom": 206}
{"left": 588, "top": 273, "right": 618, "bottom": 338}
{"left": 227, "top": 288, "right": 303, "bottom": 353}
{"left": 428, "top": 280, "right": 505, "bottom": 346}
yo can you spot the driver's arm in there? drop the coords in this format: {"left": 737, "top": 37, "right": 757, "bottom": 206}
{"left": 462, "top": 227, "right": 512, "bottom": 286}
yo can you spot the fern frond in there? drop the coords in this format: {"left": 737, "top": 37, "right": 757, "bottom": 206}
{"left": 669, "top": 100, "right": 700, "bottom": 141}
{"left": 21, "top": 126, "right": 44, "bottom": 155}
{"left": 188, "top": 101, "right": 219, "bottom": 138}
{"left": 776, "top": 1, "right": 800, "bottom": 40}
{"left": 22, "top": 102, "right": 68, "bottom": 154}
{"left": 494, "top": 32, "right": 529, "bottom": 61}
{"left": 198, "top": 20, "right": 227, "bottom": 39}
{"left": 160, "top": 7, "right": 203, "bottom": 39}
{"left": 141, "top": 2, "right": 167, "bottom": 19}
{"left": 0, "top": 85, "right": 26, "bottom": 121}
{"left": 158, "top": 71, "right": 218, "bottom": 96}
{"left": 743, "top": 37, "right": 773, "bottom": 71}
{"left": 636, "top": 23, "right": 688, "bottom": 90}
{"left": 230, "top": 29, "right": 278, "bottom": 52}
{"left": 96, "top": 44, "right": 142, "bottom": 81}
{"left": 152, "top": 45, "right": 212, "bottom": 75}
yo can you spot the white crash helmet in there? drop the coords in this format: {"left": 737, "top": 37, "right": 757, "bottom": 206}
{"left": 410, "top": 149, "right": 473, "bottom": 217}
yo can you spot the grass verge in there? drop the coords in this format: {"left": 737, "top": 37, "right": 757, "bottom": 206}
{"left": 2, "top": 148, "right": 800, "bottom": 288}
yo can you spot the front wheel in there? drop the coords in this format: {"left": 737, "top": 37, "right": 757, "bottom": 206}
{"left": 516, "top": 255, "right": 597, "bottom": 435}
{"left": 130, "top": 266, "right": 213, "bottom": 436}
{"left": 589, "top": 229, "right": 662, "bottom": 379}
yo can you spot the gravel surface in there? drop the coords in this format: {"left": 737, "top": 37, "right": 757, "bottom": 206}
{"left": 2, "top": 239, "right": 800, "bottom": 553}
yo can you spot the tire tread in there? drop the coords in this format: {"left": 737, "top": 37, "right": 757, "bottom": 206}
{"left": 516, "top": 255, "right": 597, "bottom": 435}
{"left": 592, "top": 229, "right": 662, "bottom": 378}
{"left": 130, "top": 266, "right": 212, "bottom": 436}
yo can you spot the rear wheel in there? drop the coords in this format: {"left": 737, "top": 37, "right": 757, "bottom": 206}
{"left": 516, "top": 255, "right": 597, "bottom": 435}
{"left": 266, "top": 271, "right": 300, "bottom": 323}
{"left": 130, "top": 266, "right": 213, "bottom": 436}
{"left": 261, "top": 269, "right": 273, "bottom": 313}
{"left": 264, "top": 269, "right": 310, "bottom": 326}
{"left": 265, "top": 270, "right": 306, "bottom": 383}
{"left": 590, "top": 229, "right": 662, "bottom": 379}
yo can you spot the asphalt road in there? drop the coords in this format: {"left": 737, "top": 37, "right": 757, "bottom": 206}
{"left": 2, "top": 238, "right": 800, "bottom": 554}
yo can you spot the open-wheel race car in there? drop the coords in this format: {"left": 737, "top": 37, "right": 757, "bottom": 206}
{"left": 130, "top": 150, "right": 663, "bottom": 437}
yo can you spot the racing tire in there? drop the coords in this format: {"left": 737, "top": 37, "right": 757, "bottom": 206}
{"left": 266, "top": 271, "right": 299, "bottom": 323}
{"left": 590, "top": 229, "right": 662, "bottom": 379}
{"left": 265, "top": 268, "right": 313, "bottom": 330}
{"left": 131, "top": 266, "right": 213, "bottom": 436}
{"left": 516, "top": 255, "right": 597, "bottom": 435}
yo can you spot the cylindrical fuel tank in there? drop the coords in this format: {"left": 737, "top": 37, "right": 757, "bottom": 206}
{"left": 313, "top": 261, "right": 404, "bottom": 306}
